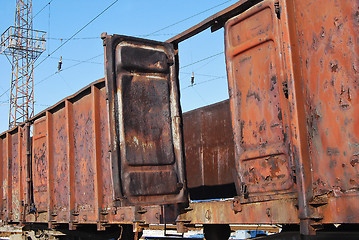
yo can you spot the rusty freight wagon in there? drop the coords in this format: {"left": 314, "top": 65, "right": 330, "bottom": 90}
{"left": 1, "top": 0, "right": 359, "bottom": 239}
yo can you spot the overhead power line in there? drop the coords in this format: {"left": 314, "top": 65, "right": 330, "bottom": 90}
{"left": 0, "top": 51, "right": 223, "bottom": 100}
{"left": 144, "top": 0, "right": 235, "bottom": 37}
{"left": 180, "top": 72, "right": 225, "bottom": 79}
{"left": 0, "top": 1, "right": 230, "bottom": 100}
{"left": 181, "top": 76, "right": 226, "bottom": 91}
{"left": 180, "top": 52, "right": 224, "bottom": 69}
{"left": 35, "top": 53, "right": 103, "bottom": 86}
{"left": 0, "top": 88, "right": 9, "bottom": 100}
{"left": 47, "top": 33, "right": 178, "bottom": 41}
{"left": 35, "top": 0, "right": 119, "bottom": 69}
{"left": 48, "top": 56, "right": 102, "bottom": 65}
{"left": 34, "top": 0, "right": 229, "bottom": 70}
{"left": 33, "top": 0, "right": 54, "bottom": 19}
{"left": 0, "top": 100, "right": 50, "bottom": 107}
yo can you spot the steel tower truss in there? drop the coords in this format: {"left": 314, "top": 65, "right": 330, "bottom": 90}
{"left": 0, "top": 0, "right": 46, "bottom": 129}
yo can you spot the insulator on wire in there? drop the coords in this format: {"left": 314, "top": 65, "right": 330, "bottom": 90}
{"left": 58, "top": 56, "right": 62, "bottom": 71}
{"left": 191, "top": 72, "right": 195, "bottom": 86}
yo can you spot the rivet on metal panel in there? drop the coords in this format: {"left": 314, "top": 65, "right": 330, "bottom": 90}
{"left": 136, "top": 207, "right": 147, "bottom": 214}
{"left": 350, "top": 157, "right": 358, "bottom": 167}
{"left": 232, "top": 198, "right": 242, "bottom": 213}
{"left": 100, "top": 208, "right": 109, "bottom": 215}
{"left": 205, "top": 210, "right": 211, "bottom": 221}
{"left": 309, "top": 196, "right": 328, "bottom": 208}
{"left": 111, "top": 207, "right": 117, "bottom": 215}
{"left": 71, "top": 209, "right": 79, "bottom": 216}
{"left": 266, "top": 208, "right": 271, "bottom": 218}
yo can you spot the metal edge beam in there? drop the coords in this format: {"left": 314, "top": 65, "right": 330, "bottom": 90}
{"left": 166, "top": 0, "right": 262, "bottom": 44}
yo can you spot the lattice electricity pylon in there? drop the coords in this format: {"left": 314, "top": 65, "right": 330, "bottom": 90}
{"left": 0, "top": 0, "right": 46, "bottom": 129}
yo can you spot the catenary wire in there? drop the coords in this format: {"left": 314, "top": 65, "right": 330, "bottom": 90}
{"left": 33, "top": 0, "right": 54, "bottom": 19}
{"left": 143, "top": 0, "right": 235, "bottom": 37}
{"left": 47, "top": 33, "right": 177, "bottom": 41}
{"left": 0, "top": 1, "right": 229, "bottom": 99}
{"left": 35, "top": 53, "right": 103, "bottom": 86}
{"left": 180, "top": 52, "right": 224, "bottom": 69}
{"left": 181, "top": 76, "right": 226, "bottom": 91}
{"left": 34, "top": 0, "right": 119, "bottom": 69}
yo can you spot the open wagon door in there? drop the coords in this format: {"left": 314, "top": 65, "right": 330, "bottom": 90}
{"left": 102, "top": 34, "right": 187, "bottom": 206}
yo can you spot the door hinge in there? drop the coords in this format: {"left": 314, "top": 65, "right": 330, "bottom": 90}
{"left": 275, "top": 2, "right": 281, "bottom": 19}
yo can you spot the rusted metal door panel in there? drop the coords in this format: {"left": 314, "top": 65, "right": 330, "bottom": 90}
{"left": 183, "top": 100, "right": 235, "bottom": 188}
{"left": 49, "top": 108, "right": 70, "bottom": 222}
{"left": 32, "top": 117, "right": 48, "bottom": 213}
{"left": 30, "top": 80, "right": 110, "bottom": 226}
{"left": 20, "top": 126, "right": 29, "bottom": 221}
{"left": 1, "top": 134, "right": 9, "bottom": 222}
{"left": 0, "top": 128, "right": 25, "bottom": 223}
{"left": 183, "top": 107, "right": 202, "bottom": 188}
{"left": 0, "top": 136, "right": 4, "bottom": 219}
{"left": 98, "top": 85, "right": 113, "bottom": 211}
{"left": 283, "top": 0, "right": 359, "bottom": 231}
{"left": 225, "top": 0, "right": 295, "bottom": 198}
{"left": 103, "top": 35, "right": 187, "bottom": 206}
{"left": 10, "top": 130, "right": 21, "bottom": 222}
{"left": 19, "top": 126, "right": 28, "bottom": 222}
{"left": 72, "top": 93, "right": 96, "bottom": 222}
{"left": 288, "top": 0, "right": 359, "bottom": 196}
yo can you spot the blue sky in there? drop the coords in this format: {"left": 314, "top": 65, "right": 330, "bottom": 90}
{"left": 0, "top": 0, "right": 235, "bottom": 133}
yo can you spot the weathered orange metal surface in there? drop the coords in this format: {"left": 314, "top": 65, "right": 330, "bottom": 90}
{"left": 284, "top": 0, "right": 359, "bottom": 233}
{"left": 0, "top": 136, "right": 3, "bottom": 220}
{"left": 288, "top": 0, "right": 359, "bottom": 200}
{"left": 103, "top": 34, "right": 187, "bottom": 206}
{"left": 177, "top": 198, "right": 299, "bottom": 224}
{"left": 0, "top": 78, "right": 183, "bottom": 228}
{"left": 32, "top": 117, "right": 48, "bottom": 213}
{"left": 0, "top": 126, "right": 29, "bottom": 224}
{"left": 225, "top": 0, "right": 295, "bottom": 201}
{"left": 0, "top": 135, "right": 5, "bottom": 221}
{"left": 225, "top": 0, "right": 359, "bottom": 235}
{"left": 183, "top": 100, "right": 234, "bottom": 188}
{"left": 0, "top": 0, "right": 358, "bottom": 236}
{"left": 29, "top": 80, "right": 115, "bottom": 227}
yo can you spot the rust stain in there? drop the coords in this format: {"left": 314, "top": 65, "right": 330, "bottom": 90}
{"left": 225, "top": 0, "right": 295, "bottom": 199}
{"left": 103, "top": 35, "right": 187, "bottom": 206}
{"left": 0, "top": 0, "right": 357, "bottom": 232}
{"left": 183, "top": 100, "right": 235, "bottom": 188}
